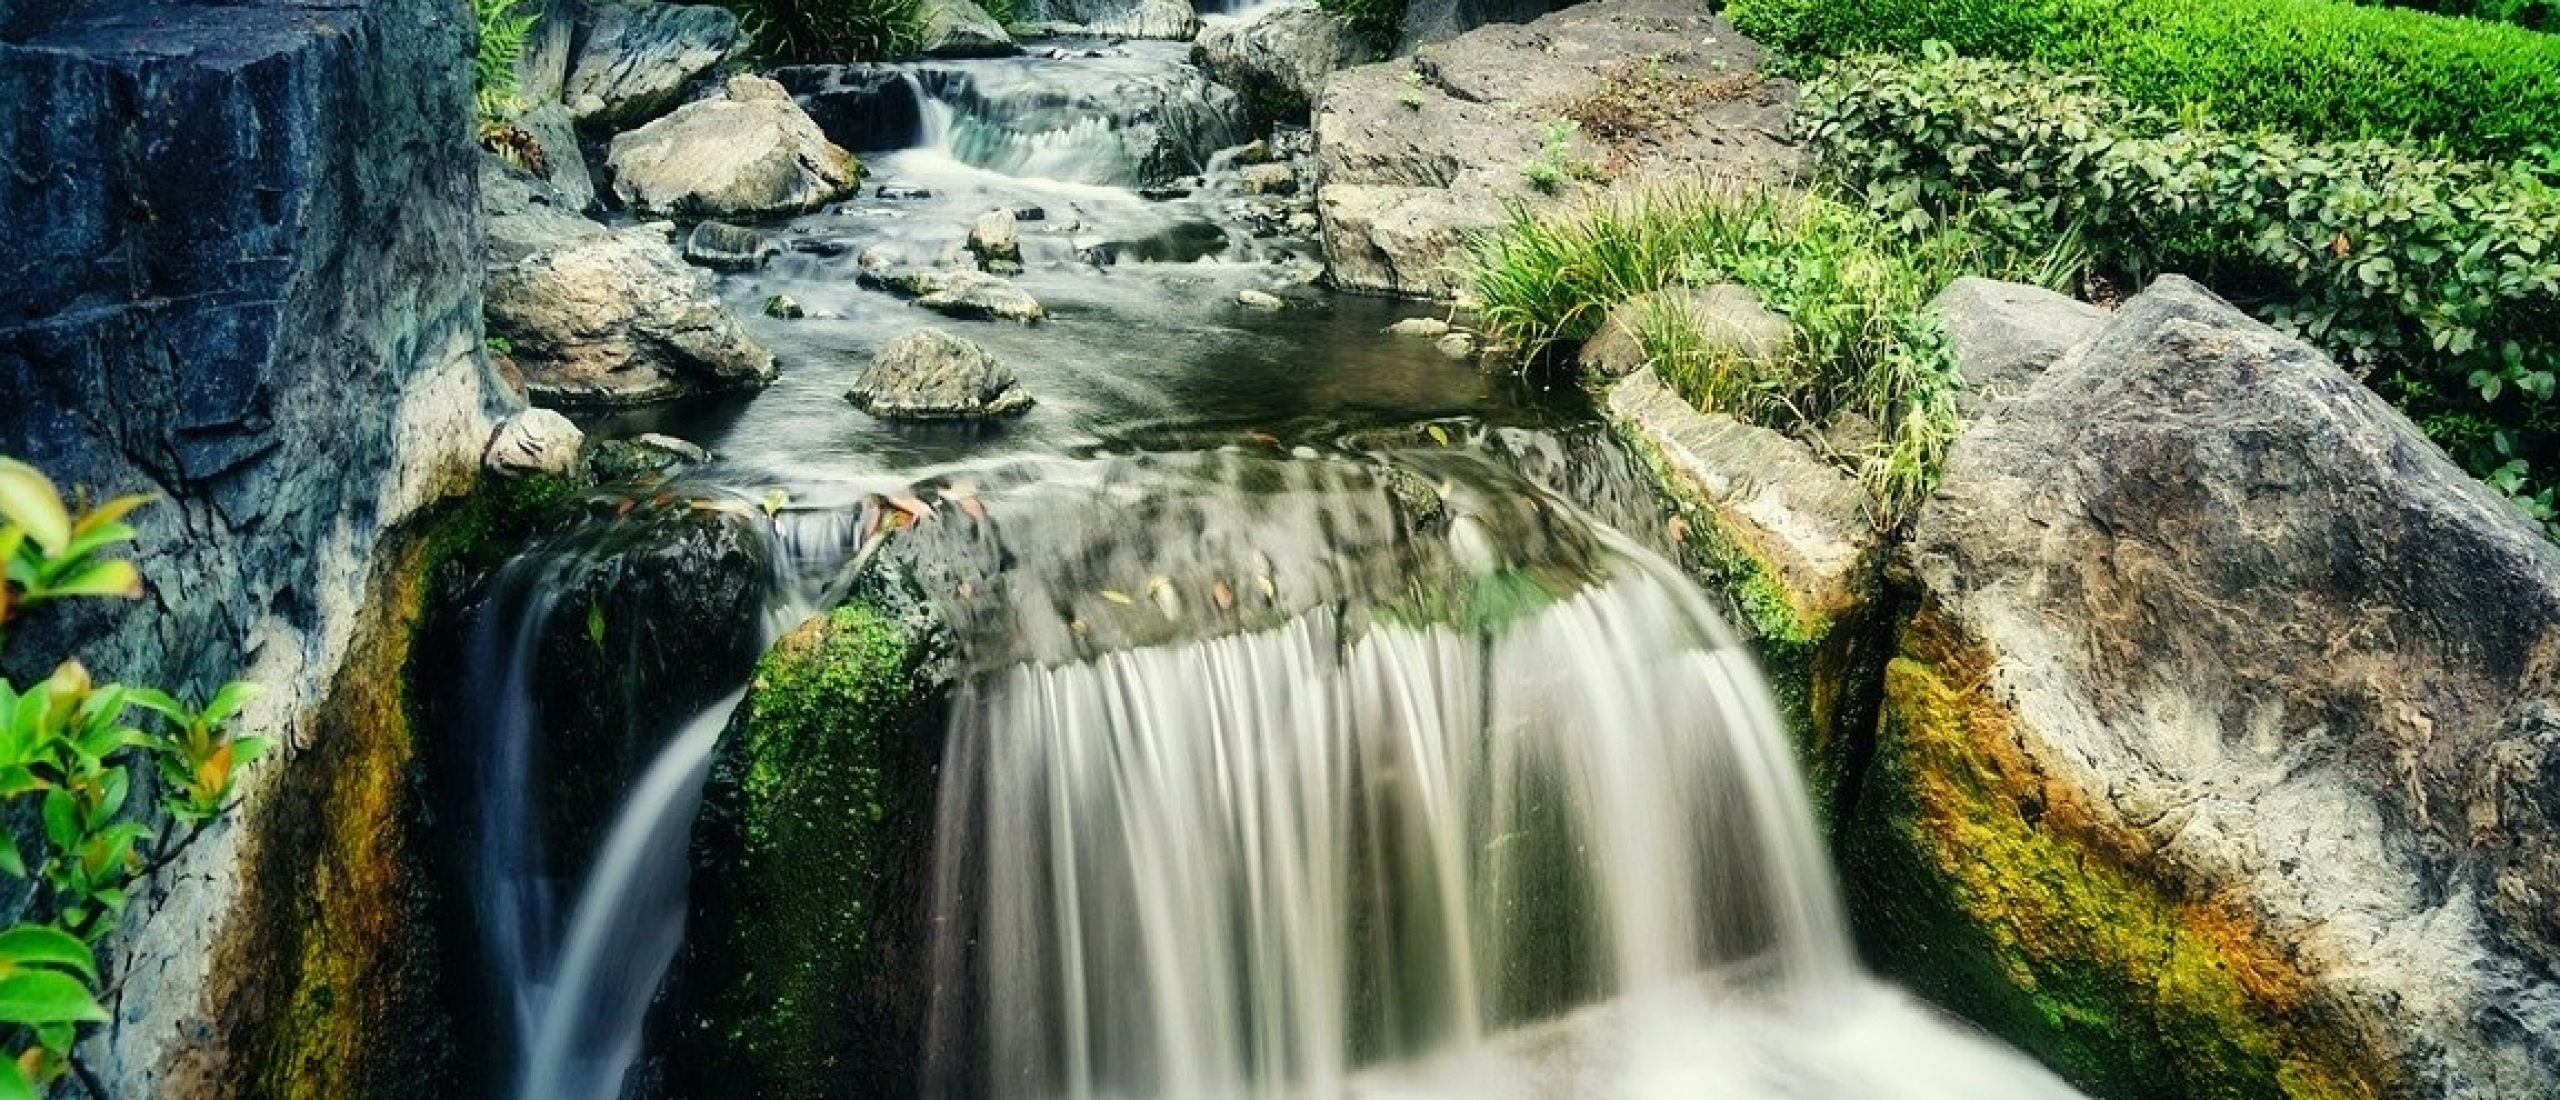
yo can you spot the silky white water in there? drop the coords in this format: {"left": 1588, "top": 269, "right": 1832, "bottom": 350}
{"left": 919, "top": 538, "right": 2085, "bottom": 1100}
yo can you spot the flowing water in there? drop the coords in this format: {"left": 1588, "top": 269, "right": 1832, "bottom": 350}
{"left": 446, "top": 18, "right": 2093, "bottom": 1100}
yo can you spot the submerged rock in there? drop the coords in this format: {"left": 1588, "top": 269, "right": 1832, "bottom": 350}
{"left": 1313, "top": 0, "right": 1798, "bottom": 297}
{"left": 864, "top": 268, "right": 1048, "bottom": 323}
{"left": 1862, "top": 276, "right": 2560, "bottom": 1099}
{"left": 1237, "top": 288, "right": 1286, "bottom": 310}
{"left": 683, "top": 220, "right": 778, "bottom": 271}
{"left": 563, "top": 1, "right": 742, "bottom": 129}
{"left": 848, "top": 329, "right": 1035, "bottom": 419}
{"left": 606, "top": 75, "right": 864, "bottom": 219}
{"left": 1387, "top": 316, "right": 1452, "bottom": 338}
{"left": 919, "top": 0, "right": 1019, "bottom": 57}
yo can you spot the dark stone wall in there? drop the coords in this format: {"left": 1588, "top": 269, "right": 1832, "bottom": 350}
{"left": 0, "top": 0, "right": 501, "bottom": 1095}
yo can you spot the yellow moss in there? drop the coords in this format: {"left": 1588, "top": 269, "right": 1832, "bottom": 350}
{"left": 1861, "top": 607, "right": 2391, "bottom": 1100}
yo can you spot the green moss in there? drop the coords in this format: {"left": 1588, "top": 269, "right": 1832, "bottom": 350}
{"left": 672, "top": 583, "right": 951, "bottom": 1100}
{"left": 1846, "top": 610, "right": 2390, "bottom": 1100}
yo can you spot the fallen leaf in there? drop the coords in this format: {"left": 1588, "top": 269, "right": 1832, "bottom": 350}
{"left": 1428, "top": 425, "right": 1450, "bottom": 447}
{"left": 1256, "top": 575, "right": 1277, "bottom": 600}
{"left": 1101, "top": 589, "right": 1135, "bottom": 606}
{"left": 1212, "top": 581, "right": 1235, "bottom": 611}
{"left": 1666, "top": 515, "right": 1688, "bottom": 545}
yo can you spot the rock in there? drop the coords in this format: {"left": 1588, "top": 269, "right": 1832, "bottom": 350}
{"left": 1578, "top": 284, "right": 1793, "bottom": 382}
{"left": 1237, "top": 288, "right": 1286, "bottom": 310}
{"left": 848, "top": 329, "right": 1035, "bottom": 419}
{"left": 513, "top": 0, "right": 581, "bottom": 105}
{"left": 1862, "top": 276, "right": 2560, "bottom": 1099}
{"left": 967, "top": 207, "right": 1023, "bottom": 268}
{"left": 919, "top": 0, "right": 1018, "bottom": 57}
{"left": 1603, "top": 367, "right": 1884, "bottom": 824}
{"left": 485, "top": 409, "right": 586, "bottom": 478}
{"left": 878, "top": 185, "right": 935, "bottom": 200}
{"left": 582, "top": 432, "right": 712, "bottom": 484}
{"left": 606, "top": 74, "right": 864, "bottom": 220}
{"left": 513, "top": 100, "right": 598, "bottom": 213}
{"left": 769, "top": 64, "right": 932, "bottom": 153}
{"left": 783, "top": 56, "right": 1243, "bottom": 187}
{"left": 1238, "top": 162, "right": 1299, "bottom": 196}
{"left": 1388, "top": 317, "right": 1452, "bottom": 338}
{"left": 1, "top": 0, "right": 500, "bottom": 1094}
{"left": 1397, "top": 0, "right": 1572, "bottom": 51}
{"left": 636, "top": 432, "right": 712, "bottom": 463}
{"left": 1928, "top": 276, "right": 2108, "bottom": 417}
{"left": 1314, "top": 0, "right": 1800, "bottom": 296}
{"left": 763, "top": 294, "right": 806, "bottom": 319}
{"left": 1435, "top": 332, "right": 1476, "bottom": 358}
{"left": 563, "top": 1, "right": 742, "bottom": 129}
{"left": 486, "top": 214, "right": 779, "bottom": 407}
{"left": 684, "top": 221, "right": 778, "bottom": 271}
{"left": 865, "top": 268, "right": 1048, "bottom": 323}
{"left": 1193, "top": 1, "right": 1380, "bottom": 122}
{"left": 1045, "top": 0, "right": 1199, "bottom": 39}
{"left": 661, "top": 570, "right": 955, "bottom": 1100}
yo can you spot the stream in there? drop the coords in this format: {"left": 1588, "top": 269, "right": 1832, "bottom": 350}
{"left": 435, "top": 22, "right": 2092, "bottom": 1100}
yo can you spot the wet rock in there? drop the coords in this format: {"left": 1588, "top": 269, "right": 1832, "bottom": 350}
{"left": 563, "top": 1, "right": 742, "bottom": 129}
{"left": 878, "top": 184, "right": 935, "bottom": 200}
{"left": 1388, "top": 317, "right": 1452, "bottom": 338}
{"left": 606, "top": 75, "right": 863, "bottom": 220}
{"left": 763, "top": 294, "right": 806, "bottom": 319}
{"left": 1239, "top": 162, "right": 1299, "bottom": 196}
{"left": 1193, "top": 0, "right": 1379, "bottom": 122}
{"left": 1579, "top": 284, "right": 1793, "bottom": 382}
{"left": 1928, "top": 276, "right": 2108, "bottom": 417}
{"left": 665, "top": 568, "right": 955, "bottom": 1100}
{"left": 485, "top": 171, "right": 778, "bottom": 407}
{"left": 485, "top": 409, "right": 586, "bottom": 478}
{"left": 1044, "top": 0, "right": 1199, "bottom": 39}
{"left": 582, "top": 432, "right": 711, "bottom": 484}
{"left": 967, "top": 207, "right": 1023, "bottom": 269}
{"left": 782, "top": 58, "right": 1246, "bottom": 185}
{"left": 684, "top": 221, "right": 778, "bottom": 271}
{"left": 1865, "top": 276, "right": 2560, "bottom": 1099}
{"left": 1237, "top": 288, "right": 1286, "bottom": 311}
{"left": 919, "top": 0, "right": 1019, "bottom": 57}
{"left": 1315, "top": 0, "right": 1799, "bottom": 297}
{"left": 865, "top": 268, "right": 1048, "bottom": 323}
{"left": 1436, "top": 332, "right": 1477, "bottom": 358}
{"left": 848, "top": 329, "right": 1035, "bottom": 419}
{"left": 1603, "top": 366, "right": 1884, "bottom": 824}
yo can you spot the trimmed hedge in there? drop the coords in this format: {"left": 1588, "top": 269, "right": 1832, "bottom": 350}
{"left": 1799, "top": 52, "right": 2560, "bottom": 529}
{"left": 2357, "top": 0, "right": 2556, "bottom": 32}
{"left": 1729, "top": 0, "right": 2560, "bottom": 161}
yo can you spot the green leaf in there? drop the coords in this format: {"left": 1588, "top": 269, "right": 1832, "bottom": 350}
{"left": 203, "top": 682, "right": 262, "bottom": 727}
{"left": 39, "top": 789, "right": 75, "bottom": 853}
{"left": 0, "top": 925, "right": 98, "bottom": 982}
{"left": 0, "top": 461, "right": 69, "bottom": 558}
{"left": 0, "top": 970, "right": 107, "bottom": 1025}
{"left": 0, "top": 1055, "right": 35, "bottom": 1100}
{"left": 38, "top": 559, "right": 140, "bottom": 601}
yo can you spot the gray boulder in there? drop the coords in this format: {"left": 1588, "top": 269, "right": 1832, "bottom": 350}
{"left": 513, "top": 0, "right": 582, "bottom": 106}
{"left": 1578, "top": 284, "right": 1793, "bottom": 382}
{"left": 863, "top": 268, "right": 1048, "bottom": 323}
{"left": 606, "top": 74, "right": 864, "bottom": 219}
{"left": 1035, "top": 0, "right": 1198, "bottom": 38}
{"left": 1314, "top": 0, "right": 1799, "bottom": 297}
{"left": 1193, "top": 1, "right": 1378, "bottom": 119}
{"left": 1928, "top": 276, "right": 2108, "bottom": 416}
{"left": 967, "top": 207, "right": 1023, "bottom": 269}
{"left": 848, "top": 329, "right": 1035, "bottom": 419}
{"left": 1859, "top": 275, "right": 2560, "bottom": 1099}
{"left": 485, "top": 164, "right": 777, "bottom": 407}
{"left": 920, "top": 0, "right": 1018, "bottom": 57}
{"left": 485, "top": 408, "right": 586, "bottom": 478}
{"left": 513, "top": 100, "right": 598, "bottom": 212}
{"left": 563, "top": 1, "right": 741, "bottom": 129}
{"left": 684, "top": 221, "right": 777, "bottom": 271}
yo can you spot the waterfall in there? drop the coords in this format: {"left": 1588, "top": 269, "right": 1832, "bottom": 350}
{"left": 916, "top": 532, "right": 2082, "bottom": 1100}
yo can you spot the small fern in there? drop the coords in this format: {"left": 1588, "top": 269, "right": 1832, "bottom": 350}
{"left": 474, "top": 0, "right": 542, "bottom": 123}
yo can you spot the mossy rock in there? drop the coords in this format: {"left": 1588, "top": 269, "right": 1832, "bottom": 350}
{"left": 660, "top": 566, "right": 956, "bottom": 1100}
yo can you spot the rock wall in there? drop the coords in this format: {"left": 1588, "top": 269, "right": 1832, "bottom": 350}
{"left": 0, "top": 0, "right": 504, "bottom": 1094}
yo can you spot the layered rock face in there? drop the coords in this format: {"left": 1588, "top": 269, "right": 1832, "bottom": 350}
{"left": 1859, "top": 276, "right": 2560, "bottom": 1099}
{"left": 0, "top": 0, "right": 502, "bottom": 1096}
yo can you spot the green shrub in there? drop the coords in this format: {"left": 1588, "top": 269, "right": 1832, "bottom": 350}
{"left": 725, "top": 0, "right": 925, "bottom": 62}
{"left": 2353, "top": 0, "right": 2556, "bottom": 32}
{"left": 1797, "top": 52, "right": 2560, "bottom": 531}
{"left": 1316, "top": 0, "right": 1404, "bottom": 50}
{"left": 1470, "top": 187, "right": 2080, "bottom": 521}
{"left": 1728, "top": 0, "right": 2560, "bottom": 160}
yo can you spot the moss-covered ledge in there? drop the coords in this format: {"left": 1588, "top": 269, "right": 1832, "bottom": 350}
{"left": 660, "top": 565, "right": 956, "bottom": 1100}
{"left": 1602, "top": 365, "right": 1888, "bottom": 831}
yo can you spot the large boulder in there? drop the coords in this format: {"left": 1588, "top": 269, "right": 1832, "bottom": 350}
{"left": 1604, "top": 367, "right": 1884, "bottom": 825}
{"left": 1929, "top": 276, "right": 2109, "bottom": 417}
{"left": 1195, "top": 2, "right": 1379, "bottom": 123}
{"left": 847, "top": 329, "right": 1034, "bottom": 419}
{"left": 659, "top": 571, "right": 956, "bottom": 1100}
{"left": 562, "top": 0, "right": 741, "bottom": 129}
{"left": 485, "top": 161, "right": 777, "bottom": 407}
{"left": 918, "top": 0, "right": 1017, "bottom": 57}
{"left": 607, "top": 74, "right": 864, "bottom": 219}
{"left": 511, "top": 100, "right": 599, "bottom": 213}
{"left": 1313, "top": 0, "right": 1798, "bottom": 297}
{"left": 1, "top": 0, "right": 503, "bottom": 1096}
{"left": 1859, "top": 275, "right": 2560, "bottom": 1099}
{"left": 861, "top": 267, "right": 1049, "bottom": 323}
{"left": 1030, "top": 0, "right": 1199, "bottom": 38}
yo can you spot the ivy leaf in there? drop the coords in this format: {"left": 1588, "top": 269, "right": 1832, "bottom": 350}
{"left": 0, "top": 926, "right": 97, "bottom": 983}
{"left": 0, "top": 970, "right": 107, "bottom": 1025}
